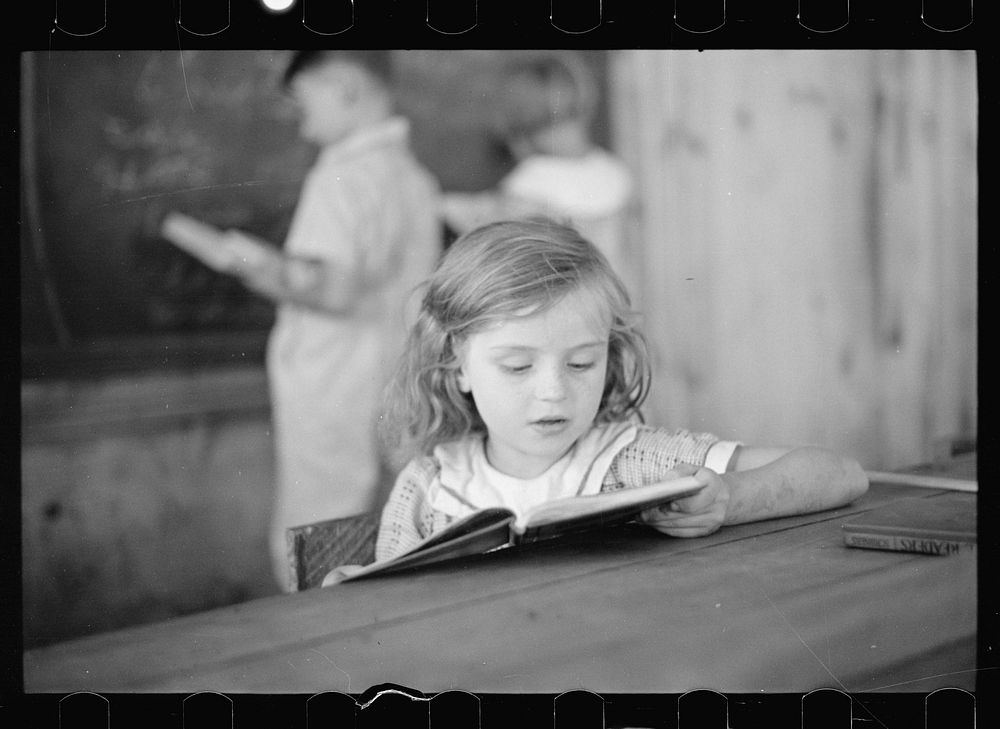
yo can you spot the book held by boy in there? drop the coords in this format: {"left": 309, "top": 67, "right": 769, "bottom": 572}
{"left": 324, "top": 475, "right": 706, "bottom": 585}
{"left": 160, "top": 211, "right": 268, "bottom": 272}
{"left": 841, "top": 492, "right": 975, "bottom": 556}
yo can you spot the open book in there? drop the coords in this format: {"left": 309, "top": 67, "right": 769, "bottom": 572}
{"left": 325, "top": 475, "right": 705, "bottom": 585}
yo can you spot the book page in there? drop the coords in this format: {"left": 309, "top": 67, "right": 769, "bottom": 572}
{"left": 517, "top": 476, "right": 704, "bottom": 534}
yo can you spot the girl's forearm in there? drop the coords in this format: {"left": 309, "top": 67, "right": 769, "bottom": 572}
{"left": 721, "top": 446, "right": 868, "bottom": 525}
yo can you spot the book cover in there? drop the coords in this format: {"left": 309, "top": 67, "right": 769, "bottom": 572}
{"left": 325, "top": 475, "right": 706, "bottom": 584}
{"left": 841, "top": 493, "right": 976, "bottom": 555}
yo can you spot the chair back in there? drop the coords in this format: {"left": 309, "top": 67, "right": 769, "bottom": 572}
{"left": 286, "top": 512, "right": 380, "bottom": 591}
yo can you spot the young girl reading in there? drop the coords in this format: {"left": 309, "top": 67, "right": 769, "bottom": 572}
{"left": 330, "top": 218, "right": 869, "bottom": 577}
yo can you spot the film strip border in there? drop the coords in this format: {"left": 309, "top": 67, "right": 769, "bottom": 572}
{"left": 19, "top": 687, "right": 976, "bottom": 727}
{"left": 29, "top": 1, "right": 977, "bottom": 46}
{"left": 6, "top": 2, "right": 988, "bottom": 727}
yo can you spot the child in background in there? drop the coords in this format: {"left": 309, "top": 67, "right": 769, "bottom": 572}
{"left": 440, "top": 52, "right": 633, "bottom": 276}
{"left": 369, "top": 219, "right": 868, "bottom": 563}
{"left": 177, "top": 51, "right": 442, "bottom": 588}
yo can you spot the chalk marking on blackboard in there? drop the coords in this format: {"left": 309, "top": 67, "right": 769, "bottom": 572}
{"left": 89, "top": 181, "right": 286, "bottom": 210}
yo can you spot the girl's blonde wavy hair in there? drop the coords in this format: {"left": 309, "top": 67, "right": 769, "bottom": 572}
{"left": 380, "top": 218, "right": 650, "bottom": 459}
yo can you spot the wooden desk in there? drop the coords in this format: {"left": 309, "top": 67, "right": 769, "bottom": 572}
{"left": 24, "top": 470, "right": 977, "bottom": 694}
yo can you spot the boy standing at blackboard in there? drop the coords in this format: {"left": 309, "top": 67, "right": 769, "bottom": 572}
{"left": 165, "top": 50, "right": 441, "bottom": 589}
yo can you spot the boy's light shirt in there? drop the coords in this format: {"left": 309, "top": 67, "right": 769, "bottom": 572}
{"left": 280, "top": 115, "right": 417, "bottom": 269}
{"left": 428, "top": 423, "right": 740, "bottom": 522}
{"left": 267, "top": 112, "right": 441, "bottom": 582}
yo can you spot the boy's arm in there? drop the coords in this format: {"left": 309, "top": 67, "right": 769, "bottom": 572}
{"left": 161, "top": 212, "right": 370, "bottom": 315}
{"left": 220, "top": 229, "right": 368, "bottom": 315}
{"left": 161, "top": 212, "right": 372, "bottom": 314}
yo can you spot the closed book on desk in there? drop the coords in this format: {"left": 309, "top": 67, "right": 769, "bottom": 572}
{"left": 842, "top": 494, "right": 976, "bottom": 555}
{"left": 325, "top": 475, "right": 705, "bottom": 585}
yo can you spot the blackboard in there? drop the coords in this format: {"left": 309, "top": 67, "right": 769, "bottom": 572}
{"left": 22, "top": 51, "right": 312, "bottom": 357}
{"left": 21, "top": 50, "right": 610, "bottom": 378}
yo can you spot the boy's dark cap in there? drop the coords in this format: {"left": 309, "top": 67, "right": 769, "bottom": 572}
{"left": 282, "top": 50, "right": 393, "bottom": 89}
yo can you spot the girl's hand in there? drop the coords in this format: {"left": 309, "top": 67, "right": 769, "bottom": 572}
{"left": 639, "top": 463, "right": 732, "bottom": 537}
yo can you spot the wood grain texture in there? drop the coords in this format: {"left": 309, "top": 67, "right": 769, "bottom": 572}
{"left": 24, "top": 483, "right": 975, "bottom": 694}
{"left": 610, "top": 51, "right": 976, "bottom": 471}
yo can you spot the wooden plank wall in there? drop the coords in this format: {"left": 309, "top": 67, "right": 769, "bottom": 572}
{"left": 610, "top": 50, "right": 976, "bottom": 470}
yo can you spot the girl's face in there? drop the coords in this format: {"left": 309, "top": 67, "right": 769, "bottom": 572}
{"left": 457, "top": 288, "right": 610, "bottom": 479}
